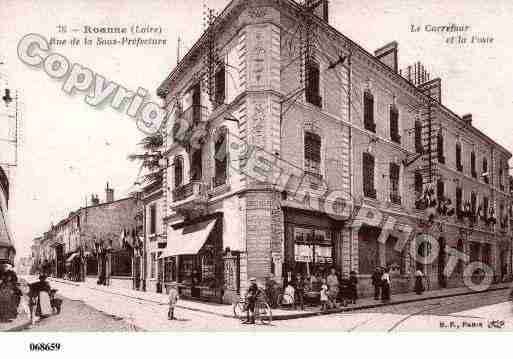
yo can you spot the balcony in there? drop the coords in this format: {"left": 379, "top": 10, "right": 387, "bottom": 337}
{"left": 172, "top": 105, "right": 208, "bottom": 146}
{"left": 171, "top": 181, "right": 208, "bottom": 218}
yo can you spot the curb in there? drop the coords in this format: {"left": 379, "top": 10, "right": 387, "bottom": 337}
{"left": 47, "top": 278, "right": 511, "bottom": 321}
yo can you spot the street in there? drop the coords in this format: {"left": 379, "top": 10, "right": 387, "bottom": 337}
{"left": 16, "top": 279, "right": 513, "bottom": 332}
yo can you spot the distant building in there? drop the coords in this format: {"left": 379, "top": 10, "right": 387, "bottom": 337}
{"left": 36, "top": 183, "right": 143, "bottom": 289}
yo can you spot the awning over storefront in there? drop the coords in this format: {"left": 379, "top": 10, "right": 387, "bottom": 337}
{"left": 160, "top": 218, "right": 217, "bottom": 258}
{"left": 66, "top": 252, "right": 79, "bottom": 263}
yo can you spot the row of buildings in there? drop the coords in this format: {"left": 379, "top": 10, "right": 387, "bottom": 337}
{"left": 32, "top": 0, "right": 513, "bottom": 303}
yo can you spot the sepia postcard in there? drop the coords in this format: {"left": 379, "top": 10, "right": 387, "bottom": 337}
{"left": 1, "top": 0, "right": 513, "bottom": 356}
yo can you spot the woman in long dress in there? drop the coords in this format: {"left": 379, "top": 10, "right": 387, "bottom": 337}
{"left": 381, "top": 268, "right": 391, "bottom": 302}
{"left": 414, "top": 269, "right": 425, "bottom": 295}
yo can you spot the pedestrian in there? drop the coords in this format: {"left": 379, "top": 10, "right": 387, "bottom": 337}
{"left": 414, "top": 269, "right": 425, "bottom": 295}
{"left": 371, "top": 266, "right": 382, "bottom": 300}
{"left": 320, "top": 278, "right": 329, "bottom": 312}
{"left": 168, "top": 283, "right": 179, "bottom": 320}
{"left": 293, "top": 273, "right": 305, "bottom": 311}
{"left": 243, "top": 277, "right": 260, "bottom": 324}
{"left": 349, "top": 270, "right": 358, "bottom": 305}
{"left": 326, "top": 267, "right": 339, "bottom": 307}
{"left": 381, "top": 268, "right": 391, "bottom": 302}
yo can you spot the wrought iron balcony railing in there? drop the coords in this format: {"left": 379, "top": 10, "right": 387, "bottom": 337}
{"left": 172, "top": 181, "right": 207, "bottom": 203}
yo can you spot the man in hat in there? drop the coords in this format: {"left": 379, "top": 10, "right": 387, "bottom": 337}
{"left": 371, "top": 266, "right": 383, "bottom": 300}
{"left": 243, "top": 277, "right": 260, "bottom": 324}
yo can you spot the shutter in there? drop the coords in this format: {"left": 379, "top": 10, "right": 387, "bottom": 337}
{"left": 390, "top": 106, "right": 399, "bottom": 140}
{"left": 215, "top": 65, "right": 226, "bottom": 104}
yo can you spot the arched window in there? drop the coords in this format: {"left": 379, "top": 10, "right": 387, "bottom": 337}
{"left": 174, "top": 156, "right": 183, "bottom": 188}
{"left": 214, "top": 127, "right": 228, "bottom": 187}
{"left": 363, "top": 90, "right": 375, "bottom": 132}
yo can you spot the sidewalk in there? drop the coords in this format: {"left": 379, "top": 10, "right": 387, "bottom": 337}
{"left": 48, "top": 276, "right": 513, "bottom": 321}
{"left": 0, "top": 313, "right": 31, "bottom": 332}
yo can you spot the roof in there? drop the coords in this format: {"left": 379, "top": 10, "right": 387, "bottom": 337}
{"left": 156, "top": 0, "right": 511, "bottom": 156}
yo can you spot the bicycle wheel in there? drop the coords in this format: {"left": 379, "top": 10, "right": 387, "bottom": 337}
{"left": 256, "top": 301, "right": 272, "bottom": 325}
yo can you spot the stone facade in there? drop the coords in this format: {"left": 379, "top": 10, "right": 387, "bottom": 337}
{"left": 154, "top": 0, "right": 512, "bottom": 301}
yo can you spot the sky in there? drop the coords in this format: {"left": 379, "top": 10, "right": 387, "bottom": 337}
{"left": 0, "top": 0, "right": 512, "bottom": 258}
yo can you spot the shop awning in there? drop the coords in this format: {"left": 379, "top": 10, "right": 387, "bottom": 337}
{"left": 160, "top": 218, "right": 217, "bottom": 258}
{"left": 66, "top": 252, "right": 79, "bottom": 263}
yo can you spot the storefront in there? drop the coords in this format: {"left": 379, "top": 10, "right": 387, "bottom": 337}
{"left": 160, "top": 213, "right": 224, "bottom": 302}
{"left": 283, "top": 208, "right": 342, "bottom": 283}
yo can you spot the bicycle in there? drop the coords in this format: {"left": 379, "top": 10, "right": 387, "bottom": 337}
{"left": 233, "top": 292, "right": 272, "bottom": 325}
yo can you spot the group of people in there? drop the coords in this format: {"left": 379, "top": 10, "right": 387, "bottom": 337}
{"left": 371, "top": 266, "right": 392, "bottom": 302}
{"left": 0, "top": 264, "right": 22, "bottom": 322}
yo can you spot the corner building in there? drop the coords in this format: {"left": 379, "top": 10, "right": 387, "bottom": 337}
{"left": 156, "top": 0, "right": 512, "bottom": 302}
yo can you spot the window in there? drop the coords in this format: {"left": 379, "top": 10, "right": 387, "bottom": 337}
{"left": 456, "top": 187, "right": 463, "bottom": 219}
{"left": 305, "top": 60, "right": 321, "bottom": 107}
{"left": 389, "top": 163, "right": 401, "bottom": 204}
{"left": 190, "top": 149, "right": 202, "bottom": 181}
{"left": 191, "top": 83, "right": 201, "bottom": 123}
{"left": 414, "top": 120, "right": 423, "bottom": 154}
{"left": 437, "top": 131, "right": 445, "bottom": 164}
{"left": 471, "top": 192, "right": 477, "bottom": 218}
{"left": 214, "top": 65, "right": 226, "bottom": 106}
{"left": 483, "top": 196, "right": 489, "bottom": 220}
{"left": 483, "top": 158, "right": 489, "bottom": 184}
{"left": 437, "top": 180, "right": 445, "bottom": 201}
{"left": 363, "top": 152, "right": 376, "bottom": 198}
{"left": 471, "top": 152, "right": 477, "bottom": 178}
{"left": 174, "top": 156, "right": 183, "bottom": 188}
{"left": 456, "top": 143, "right": 463, "bottom": 172}
{"left": 499, "top": 161, "right": 504, "bottom": 191}
{"left": 304, "top": 132, "right": 322, "bottom": 176}
{"left": 214, "top": 128, "right": 228, "bottom": 187}
{"left": 149, "top": 204, "right": 157, "bottom": 235}
{"left": 414, "top": 171, "right": 423, "bottom": 194}
{"left": 294, "top": 227, "right": 333, "bottom": 276}
{"left": 390, "top": 106, "right": 400, "bottom": 143}
{"left": 363, "top": 90, "right": 375, "bottom": 132}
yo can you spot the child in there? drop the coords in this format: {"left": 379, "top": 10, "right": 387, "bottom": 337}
{"left": 168, "top": 284, "right": 179, "bottom": 320}
{"left": 320, "top": 278, "right": 329, "bottom": 312}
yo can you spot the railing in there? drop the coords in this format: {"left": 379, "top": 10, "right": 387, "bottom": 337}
{"left": 172, "top": 181, "right": 207, "bottom": 202}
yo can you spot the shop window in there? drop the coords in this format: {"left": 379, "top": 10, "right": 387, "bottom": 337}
{"left": 164, "top": 257, "right": 176, "bottom": 283}
{"left": 414, "top": 171, "right": 423, "bottom": 194}
{"left": 456, "top": 143, "right": 463, "bottom": 172}
{"left": 437, "top": 132, "right": 445, "bottom": 164}
{"left": 363, "top": 90, "right": 375, "bottom": 132}
{"left": 363, "top": 152, "right": 376, "bottom": 198}
{"left": 293, "top": 227, "right": 333, "bottom": 276}
{"left": 389, "top": 162, "right": 401, "bottom": 204}
{"left": 149, "top": 204, "right": 157, "bottom": 235}
{"left": 305, "top": 60, "right": 322, "bottom": 107}
{"left": 174, "top": 156, "right": 183, "bottom": 188}
{"left": 190, "top": 148, "right": 202, "bottom": 181}
{"left": 390, "top": 106, "right": 400, "bottom": 143}
{"left": 214, "top": 128, "right": 228, "bottom": 187}
{"left": 304, "top": 131, "right": 322, "bottom": 176}
{"left": 214, "top": 64, "right": 226, "bottom": 106}
{"left": 414, "top": 120, "right": 423, "bottom": 154}
{"left": 471, "top": 151, "right": 477, "bottom": 178}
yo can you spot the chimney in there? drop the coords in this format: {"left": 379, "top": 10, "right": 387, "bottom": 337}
{"left": 105, "top": 182, "right": 114, "bottom": 203}
{"left": 305, "top": 0, "right": 329, "bottom": 22}
{"left": 462, "top": 113, "right": 472, "bottom": 126}
{"left": 375, "top": 41, "right": 398, "bottom": 73}
{"left": 91, "top": 194, "right": 100, "bottom": 206}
